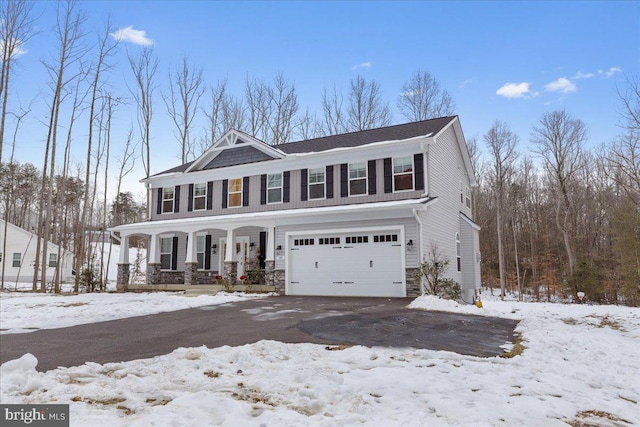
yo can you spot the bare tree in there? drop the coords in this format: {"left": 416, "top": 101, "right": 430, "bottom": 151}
{"left": 346, "top": 75, "right": 391, "bottom": 131}
{"left": 202, "top": 79, "right": 246, "bottom": 151}
{"left": 296, "top": 107, "right": 323, "bottom": 141}
{"left": 485, "top": 121, "right": 518, "bottom": 300}
{"left": 532, "top": 110, "right": 587, "bottom": 281}
{"left": 33, "top": 0, "right": 86, "bottom": 292}
{"left": 0, "top": 0, "right": 35, "bottom": 165}
{"left": 245, "top": 75, "right": 270, "bottom": 141}
{"left": 127, "top": 46, "right": 158, "bottom": 180}
{"left": 397, "top": 70, "right": 455, "bottom": 122}
{"left": 321, "top": 84, "right": 346, "bottom": 135}
{"left": 163, "top": 55, "right": 205, "bottom": 163}
{"left": 265, "top": 72, "right": 298, "bottom": 145}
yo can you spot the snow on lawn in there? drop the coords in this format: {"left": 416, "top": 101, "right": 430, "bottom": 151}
{"left": 0, "top": 292, "right": 268, "bottom": 334}
{"left": 1, "top": 294, "right": 639, "bottom": 426}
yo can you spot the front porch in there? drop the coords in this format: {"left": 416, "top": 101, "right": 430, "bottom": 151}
{"left": 116, "top": 283, "right": 277, "bottom": 295}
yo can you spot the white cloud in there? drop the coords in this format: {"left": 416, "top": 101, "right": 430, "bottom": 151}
{"left": 598, "top": 67, "right": 622, "bottom": 78}
{"left": 351, "top": 62, "right": 371, "bottom": 71}
{"left": 0, "top": 39, "right": 27, "bottom": 58}
{"left": 459, "top": 79, "right": 473, "bottom": 89}
{"left": 572, "top": 71, "right": 595, "bottom": 80}
{"left": 496, "top": 82, "right": 535, "bottom": 99}
{"left": 544, "top": 77, "right": 576, "bottom": 94}
{"left": 110, "top": 26, "right": 154, "bottom": 46}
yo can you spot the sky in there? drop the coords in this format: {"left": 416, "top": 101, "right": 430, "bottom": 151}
{"left": 1, "top": 291, "right": 639, "bottom": 425}
{"left": 4, "top": 1, "right": 639, "bottom": 200}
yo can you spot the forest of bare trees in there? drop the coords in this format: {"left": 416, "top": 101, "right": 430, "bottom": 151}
{"left": 0, "top": 0, "right": 638, "bottom": 305}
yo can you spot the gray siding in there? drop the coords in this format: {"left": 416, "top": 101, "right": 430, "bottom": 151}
{"left": 459, "top": 217, "right": 480, "bottom": 290}
{"left": 418, "top": 126, "right": 475, "bottom": 287}
{"left": 150, "top": 158, "right": 426, "bottom": 221}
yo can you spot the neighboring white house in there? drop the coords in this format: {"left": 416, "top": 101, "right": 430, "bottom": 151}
{"left": 111, "top": 116, "right": 481, "bottom": 301}
{"left": 0, "top": 219, "right": 74, "bottom": 284}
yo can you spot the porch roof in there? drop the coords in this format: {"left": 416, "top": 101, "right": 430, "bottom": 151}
{"left": 110, "top": 197, "right": 437, "bottom": 237}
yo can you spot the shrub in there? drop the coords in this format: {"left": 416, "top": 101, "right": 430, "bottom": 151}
{"left": 414, "top": 244, "right": 461, "bottom": 301}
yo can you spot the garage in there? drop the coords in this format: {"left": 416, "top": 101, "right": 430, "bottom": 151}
{"left": 287, "top": 230, "right": 406, "bottom": 297}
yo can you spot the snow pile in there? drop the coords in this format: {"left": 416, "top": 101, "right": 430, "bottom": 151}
{"left": 1, "top": 293, "right": 639, "bottom": 426}
{"left": 0, "top": 292, "right": 268, "bottom": 334}
{"left": 0, "top": 353, "right": 42, "bottom": 394}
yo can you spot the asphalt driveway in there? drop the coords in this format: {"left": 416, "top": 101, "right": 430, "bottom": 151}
{"left": 0, "top": 296, "right": 519, "bottom": 372}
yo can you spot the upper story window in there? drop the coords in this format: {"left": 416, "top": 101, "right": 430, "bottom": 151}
{"left": 308, "top": 167, "right": 325, "bottom": 199}
{"left": 160, "top": 237, "right": 173, "bottom": 270}
{"left": 162, "top": 188, "right": 175, "bottom": 213}
{"left": 196, "top": 235, "right": 205, "bottom": 269}
{"left": 349, "top": 162, "right": 367, "bottom": 196}
{"left": 393, "top": 156, "right": 414, "bottom": 191}
{"left": 465, "top": 186, "right": 471, "bottom": 209}
{"left": 228, "top": 178, "right": 243, "bottom": 208}
{"left": 12, "top": 252, "right": 21, "bottom": 267}
{"left": 456, "top": 232, "right": 461, "bottom": 272}
{"left": 193, "top": 183, "right": 207, "bottom": 211}
{"left": 49, "top": 253, "right": 58, "bottom": 268}
{"left": 267, "top": 173, "right": 282, "bottom": 204}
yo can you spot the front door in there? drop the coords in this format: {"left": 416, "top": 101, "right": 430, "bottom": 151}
{"left": 219, "top": 236, "right": 249, "bottom": 279}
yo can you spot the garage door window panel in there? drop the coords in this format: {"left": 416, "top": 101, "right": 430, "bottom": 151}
{"left": 393, "top": 157, "right": 414, "bottom": 192}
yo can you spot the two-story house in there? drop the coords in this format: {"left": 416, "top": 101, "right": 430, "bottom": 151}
{"left": 110, "top": 116, "right": 480, "bottom": 300}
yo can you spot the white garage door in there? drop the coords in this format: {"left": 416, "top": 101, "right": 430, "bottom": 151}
{"left": 287, "top": 230, "right": 405, "bottom": 297}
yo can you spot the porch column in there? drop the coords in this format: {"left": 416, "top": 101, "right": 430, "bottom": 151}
{"left": 147, "top": 234, "right": 161, "bottom": 285}
{"left": 117, "top": 234, "right": 130, "bottom": 291}
{"left": 184, "top": 231, "right": 198, "bottom": 285}
{"left": 264, "top": 227, "right": 275, "bottom": 287}
{"left": 223, "top": 229, "right": 237, "bottom": 285}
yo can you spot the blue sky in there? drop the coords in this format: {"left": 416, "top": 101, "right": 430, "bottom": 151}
{"left": 5, "top": 1, "right": 639, "bottom": 198}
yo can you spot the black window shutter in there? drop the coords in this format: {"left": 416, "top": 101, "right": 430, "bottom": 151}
{"left": 300, "top": 169, "right": 308, "bottom": 201}
{"left": 383, "top": 158, "right": 393, "bottom": 193}
{"left": 156, "top": 188, "right": 162, "bottom": 214}
{"left": 206, "top": 181, "right": 213, "bottom": 210}
{"left": 283, "top": 171, "right": 290, "bottom": 203}
{"left": 326, "top": 165, "right": 334, "bottom": 199}
{"left": 340, "top": 164, "right": 348, "bottom": 197}
{"left": 222, "top": 179, "right": 228, "bottom": 209}
{"left": 260, "top": 174, "right": 267, "bottom": 205}
{"left": 188, "top": 184, "right": 194, "bottom": 212}
{"left": 204, "top": 234, "right": 212, "bottom": 270}
{"left": 259, "top": 231, "right": 266, "bottom": 269}
{"left": 242, "top": 176, "right": 250, "bottom": 206}
{"left": 368, "top": 160, "right": 377, "bottom": 195}
{"left": 174, "top": 186, "right": 181, "bottom": 213}
{"left": 171, "top": 236, "right": 178, "bottom": 271}
{"left": 414, "top": 153, "right": 424, "bottom": 191}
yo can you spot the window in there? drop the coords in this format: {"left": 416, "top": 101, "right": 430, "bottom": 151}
{"left": 293, "top": 238, "right": 315, "bottom": 246}
{"left": 49, "top": 253, "right": 58, "bottom": 268}
{"left": 193, "top": 183, "right": 207, "bottom": 211}
{"left": 12, "top": 252, "right": 21, "bottom": 268}
{"left": 456, "top": 233, "right": 461, "bottom": 272}
{"left": 465, "top": 186, "right": 471, "bottom": 209}
{"left": 349, "top": 162, "right": 367, "bottom": 196}
{"left": 162, "top": 187, "right": 174, "bottom": 213}
{"left": 228, "top": 178, "right": 243, "bottom": 208}
{"left": 319, "top": 237, "right": 341, "bottom": 245}
{"left": 373, "top": 234, "right": 398, "bottom": 243}
{"left": 308, "top": 168, "right": 325, "bottom": 199}
{"left": 196, "top": 235, "right": 205, "bottom": 269}
{"left": 345, "top": 236, "right": 368, "bottom": 244}
{"left": 460, "top": 182, "right": 464, "bottom": 204}
{"left": 267, "top": 173, "right": 282, "bottom": 204}
{"left": 393, "top": 157, "right": 413, "bottom": 191}
{"left": 160, "top": 237, "right": 173, "bottom": 270}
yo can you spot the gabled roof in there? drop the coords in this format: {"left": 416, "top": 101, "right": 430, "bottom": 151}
{"left": 150, "top": 116, "right": 458, "bottom": 179}
{"left": 184, "top": 129, "right": 285, "bottom": 174}
{"left": 278, "top": 116, "right": 455, "bottom": 154}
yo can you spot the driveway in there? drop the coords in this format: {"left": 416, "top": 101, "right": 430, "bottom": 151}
{"left": 0, "top": 296, "right": 519, "bottom": 372}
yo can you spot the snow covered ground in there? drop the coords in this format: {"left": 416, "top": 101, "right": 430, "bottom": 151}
{"left": 1, "top": 292, "right": 638, "bottom": 426}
